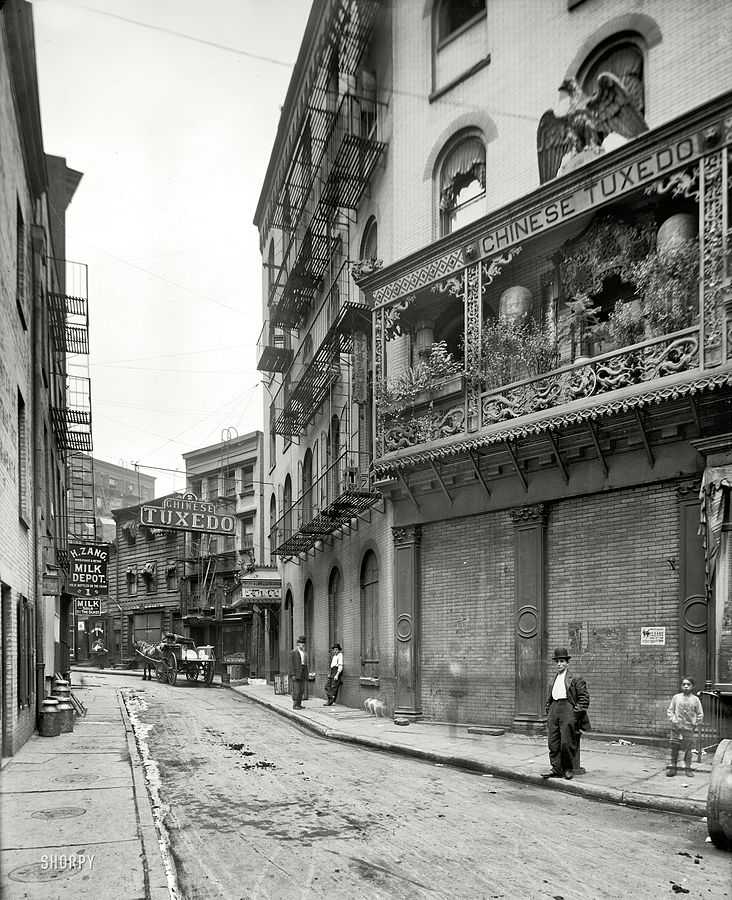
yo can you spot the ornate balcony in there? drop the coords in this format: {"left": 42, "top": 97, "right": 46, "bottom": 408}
{"left": 272, "top": 450, "right": 380, "bottom": 557}
{"left": 272, "top": 260, "right": 370, "bottom": 436}
{"left": 367, "top": 94, "right": 732, "bottom": 474}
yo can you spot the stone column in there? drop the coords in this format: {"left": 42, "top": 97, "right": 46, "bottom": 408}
{"left": 510, "top": 504, "right": 546, "bottom": 733}
{"left": 392, "top": 525, "right": 422, "bottom": 720}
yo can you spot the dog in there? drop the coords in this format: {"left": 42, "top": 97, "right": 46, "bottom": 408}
{"left": 363, "top": 697, "right": 386, "bottom": 717}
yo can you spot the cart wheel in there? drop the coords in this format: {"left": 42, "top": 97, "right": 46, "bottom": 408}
{"left": 166, "top": 653, "right": 178, "bottom": 686}
{"left": 204, "top": 661, "right": 215, "bottom": 686}
{"left": 155, "top": 661, "right": 167, "bottom": 683}
{"left": 186, "top": 666, "right": 199, "bottom": 682}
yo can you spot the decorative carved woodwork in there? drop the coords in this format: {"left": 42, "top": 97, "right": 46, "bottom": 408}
{"left": 700, "top": 149, "right": 726, "bottom": 367}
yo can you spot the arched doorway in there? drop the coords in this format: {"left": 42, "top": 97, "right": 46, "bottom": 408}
{"left": 328, "top": 567, "right": 342, "bottom": 648}
{"left": 304, "top": 580, "right": 314, "bottom": 649}
{"left": 284, "top": 589, "right": 294, "bottom": 655}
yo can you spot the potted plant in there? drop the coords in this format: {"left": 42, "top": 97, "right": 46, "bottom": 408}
{"left": 601, "top": 299, "right": 646, "bottom": 350}
{"left": 631, "top": 239, "right": 699, "bottom": 337}
{"left": 481, "top": 316, "right": 558, "bottom": 388}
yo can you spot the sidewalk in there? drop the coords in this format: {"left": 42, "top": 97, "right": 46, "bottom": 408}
{"left": 229, "top": 681, "right": 713, "bottom": 820}
{"left": 0, "top": 671, "right": 170, "bottom": 900}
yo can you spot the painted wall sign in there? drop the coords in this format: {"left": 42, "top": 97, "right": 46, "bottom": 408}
{"left": 478, "top": 134, "right": 702, "bottom": 261}
{"left": 640, "top": 626, "right": 666, "bottom": 646}
{"left": 139, "top": 492, "right": 235, "bottom": 535}
{"left": 69, "top": 542, "right": 110, "bottom": 596}
{"left": 75, "top": 597, "right": 102, "bottom": 616}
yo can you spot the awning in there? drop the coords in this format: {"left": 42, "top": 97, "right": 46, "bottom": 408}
{"left": 700, "top": 465, "right": 732, "bottom": 583}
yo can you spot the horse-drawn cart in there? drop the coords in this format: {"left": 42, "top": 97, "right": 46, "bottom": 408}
{"left": 134, "top": 633, "right": 216, "bottom": 686}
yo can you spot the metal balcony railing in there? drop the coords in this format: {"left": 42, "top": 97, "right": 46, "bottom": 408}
{"left": 256, "top": 317, "right": 295, "bottom": 373}
{"left": 272, "top": 260, "right": 369, "bottom": 436}
{"left": 51, "top": 374, "right": 93, "bottom": 451}
{"left": 48, "top": 258, "right": 89, "bottom": 355}
{"left": 271, "top": 450, "right": 379, "bottom": 556}
{"left": 268, "top": 91, "right": 387, "bottom": 329}
{"left": 261, "top": 0, "right": 382, "bottom": 240}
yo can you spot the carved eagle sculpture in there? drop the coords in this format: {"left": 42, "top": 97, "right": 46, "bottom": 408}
{"left": 537, "top": 73, "right": 648, "bottom": 184}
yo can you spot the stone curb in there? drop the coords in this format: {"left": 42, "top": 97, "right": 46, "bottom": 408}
{"left": 117, "top": 692, "right": 172, "bottom": 900}
{"left": 230, "top": 687, "right": 707, "bottom": 820}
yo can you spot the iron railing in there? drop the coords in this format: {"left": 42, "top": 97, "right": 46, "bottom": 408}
{"left": 271, "top": 450, "right": 378, "bottom": 556}
{"left": 273, "top": 260, "right": 369, "bottom": 436}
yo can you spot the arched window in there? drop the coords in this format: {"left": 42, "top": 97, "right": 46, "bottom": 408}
{"left": 327, "top": 414, "right": 341, "bottom": 503}
{"left": 360, "top": 551, "right": 379, "bottom": 679}
{"left": 579, "top": 34, "right": 645, "bottom": 115}
{"left": 302, "top": 448, "right": 313, "bottom": 522}
{"left": 267, "top": 240, "right": 276, "bottom": 295}
{"left": 360, "top": 216, "right": 378, "bottom": 262}
{"left": 283, "top": 474, "right": 292, "bottom": 539}
{"left": 436, "top": 0, "right": 486, "bottom": 46}
{"left": 438, "top": 131, "right": 486, "bottom": 236}
{"left": 328, "top": 567, "right": 342, "bottom": 648}
{"left": 269, "top": 493, "right": 277, "bottom": 563}
{"left": 304, "top": 579, "right": 314, "bottom": 649}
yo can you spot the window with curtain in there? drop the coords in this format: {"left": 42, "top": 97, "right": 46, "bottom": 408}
{"left": 439, "top": 133, "right": 486, "bottom": 236}
{"left": 580, "top": 36, "right": 645, "bottom": 115}
{"left": 360, "top": 551, "right": 379, "bottom": 679}
{"left": 437, "top": 0, "right": 486, "bottom": 45}
{"left": 269, "top": 494, "right": 277, "bottom": 562}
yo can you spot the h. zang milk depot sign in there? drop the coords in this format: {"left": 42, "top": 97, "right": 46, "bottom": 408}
{"left": 69, "top": 542, "right": 110, "bottom": 597}
{"left": 140, "top": 492, "right": 235, "bottom": 536}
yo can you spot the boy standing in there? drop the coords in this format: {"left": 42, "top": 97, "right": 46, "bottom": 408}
{"left": 666, "top": 676, "right": 704, "bottom": 777}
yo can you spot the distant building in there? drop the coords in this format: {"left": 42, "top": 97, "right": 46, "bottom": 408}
{"left": 91, "top": 457, "right": 155, "bottom": 543}
{"left": 183, "top": 431, "right": 278, "bottom": 681}
{"left": 110, "top": 498, "right": 187, "bottom": 667}
{"left": 0, "top": 0, "right": 90, "bottom": 756}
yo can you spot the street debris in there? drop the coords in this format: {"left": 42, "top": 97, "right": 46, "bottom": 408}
{"left": 610, "top": 739, "right": 634, "bottom": 746}
{"left": 670, "top": 882, "right": 690, "bottom": 894}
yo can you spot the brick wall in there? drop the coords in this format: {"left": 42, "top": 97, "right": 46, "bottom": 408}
{"left": 278, "top": 502, "right": 395, "bottom": 711}
{"left": 547, "top": 480, "right": 683, "bottom": 736}
{"left": 417, "top": 479, "right": 687, "bottom": 735}
{"left": 420, "top": 510, "right": 515, "bottom": 724}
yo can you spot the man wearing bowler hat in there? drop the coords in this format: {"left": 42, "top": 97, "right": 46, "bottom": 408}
{"left": 289, "top": 635, "right": 309, "bottom": 710}
{"left": 542, "top": 647, "right": 590, "bottom": 780}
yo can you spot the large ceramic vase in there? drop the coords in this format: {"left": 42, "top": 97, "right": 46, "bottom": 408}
{"left": 657, "top": 213, "right": 697, "bottom": 254}
{"left": 499, "top": 286, "right": 533, "bottom": 323}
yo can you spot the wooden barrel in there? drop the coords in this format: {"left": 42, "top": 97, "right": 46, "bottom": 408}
{"left": 707, "top": 739, "right": 732, "bottom": 850}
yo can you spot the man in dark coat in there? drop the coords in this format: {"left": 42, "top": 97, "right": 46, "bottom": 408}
{"left": 542, "top": 647, "right": 590, "bottom": 780}
{"left": 289, "top": 635, "right": 308, "bottom": 710}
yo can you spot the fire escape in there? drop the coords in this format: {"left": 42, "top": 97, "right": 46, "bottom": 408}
{"left": 49, "top": 258, "right": 96, "bottom": 546}
{"left": 257, "top": 0, "right": 386, "bottom": 557}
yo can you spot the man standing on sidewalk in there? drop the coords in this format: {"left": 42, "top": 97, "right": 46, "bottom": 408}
{"left": 289, "top": 636, "right": 309, "bottom": 710}
{"left": 542, "top": 648, "right": 590, "bottom": 780}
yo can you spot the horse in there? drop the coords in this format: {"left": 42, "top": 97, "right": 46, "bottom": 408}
{"left": 133, "top": 639, "right": 166, "bottom": 681}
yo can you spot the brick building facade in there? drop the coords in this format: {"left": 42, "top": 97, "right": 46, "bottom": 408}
{"left": 256, "top": 1, "right": 732, "bottom": 735}
{"left": 1, "top": 0, "right": 86, "bottom": 756}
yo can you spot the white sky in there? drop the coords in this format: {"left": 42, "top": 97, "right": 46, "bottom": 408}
{"left": 32, "top": 0, "right": 312, "bottom": 496}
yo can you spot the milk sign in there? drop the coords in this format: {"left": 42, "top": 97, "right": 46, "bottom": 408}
{"left": 69, "top": 542, "right": 110, "bottom": 597}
